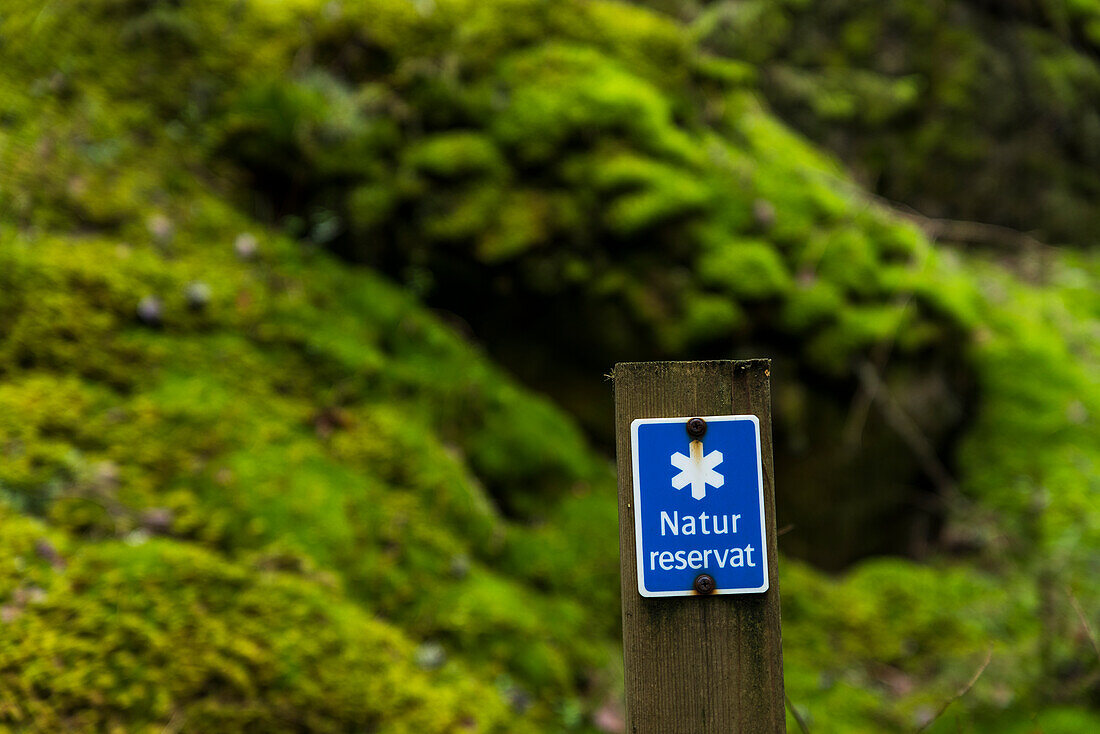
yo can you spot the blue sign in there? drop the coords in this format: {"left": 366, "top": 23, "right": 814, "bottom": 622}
{"left": 631, "top": 415, "right": 768, "bottom": 597}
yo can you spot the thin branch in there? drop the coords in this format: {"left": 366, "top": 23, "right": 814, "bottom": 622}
{"left": 785, "top": 158, "right": 1058, "bottom": 256}
{"left": 785, "top": 693, "right": 811, "bottom": 734}
{"left": 856, "top": 187, "right": 1055, "bottom": 254}
{"left": 160, "top": 710, "right": 185, "bottom": 734}
{"left": 916, "top": 649, "right": 993, "bottom": 733}
{"left": 842, "top": 298, "right": 909, "bottom": 451}
{"left": 898, "top": 212, "right": 1050, "bottom": 253}
{"left": 855, "top": 360, "right": 959, "bottom": 499}
{"left": 1066, "top": 585, "right": 1100, "bottom": 663}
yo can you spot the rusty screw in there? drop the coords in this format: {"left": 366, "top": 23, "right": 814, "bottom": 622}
{"left": 694, "top": 573, "right": 716, "bottom": 594}
{"left": 686, "top": 417, "right": 707, "bottom": 439}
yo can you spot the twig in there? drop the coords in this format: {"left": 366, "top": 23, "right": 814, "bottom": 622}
{"left": 842, "top": 298, "right": 909, "bottom": 452}
{"left": 855, "top": 360, "right": 959, "bottom": 499}
{"left": 160, "top": 710, "right": 185, "bottom": 734}
{"left": 842, "top": 375, "right": 878, "bottom": 451}
{"left": 899, "top": 213, "right": 1050, "bottom": 253}
{"left": 1066, "top": 585, "right": 1100, "bottom": 663}
{"left": 785, "top": 694, "right": 811, "bottom": 734}
{"left": 785, "top": 158, "right": 1058, "bottom": 256}
{"left": 856, "top": 187, "right": 1055, "bottom": 254}
{"left": 915, "top": 649, "right": 993, "bottom": 733}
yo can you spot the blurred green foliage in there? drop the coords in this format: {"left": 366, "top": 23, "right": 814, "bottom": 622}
{"left": 679, "top": 0, "right": 1100, "bottom": 247}
{"left": 0, "top": 0, "right": 1097, "bottom": 732}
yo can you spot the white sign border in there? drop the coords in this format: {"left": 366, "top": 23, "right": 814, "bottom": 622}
{"left": 630, "top": 414, "right": 770, "bottom": 598}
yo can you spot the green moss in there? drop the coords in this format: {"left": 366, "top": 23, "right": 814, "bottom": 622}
{"left": 696, "top": 238, "right": 792, "bottom": 299}
{"left": 489, "top": 43, "right": 697, "bottom": 164}
{"left": 404, "top": 134, "right": 506, "bottom": 180}
{"left": 782, "top": 557, "right": 1038, "bottom": 732}
{"left": 687, "top": 0, "right": 1100, "bottom": 248}
{"left": 1, "top": 0, "right": 1099, "bottom": 731}
{"left": 0, "top": 148, "right": 616, "bottom": 727}
{"left": 0, "top": 533, "right": 520, "bottom": 733}
{"left": 595, "top": 155, "right": 714, "bottom": 235}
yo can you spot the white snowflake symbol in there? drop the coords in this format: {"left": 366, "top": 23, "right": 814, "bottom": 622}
{"left": 670, "top": 440, "right": 724, "bottom": 500}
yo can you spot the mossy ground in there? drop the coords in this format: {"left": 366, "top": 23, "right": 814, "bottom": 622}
{"left": 0, "top": 0, "right": 1098, "bottom": 731}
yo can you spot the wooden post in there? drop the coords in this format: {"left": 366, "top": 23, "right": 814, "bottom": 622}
{"left": 613, "top": 360, "right": 785, "bottom": 733}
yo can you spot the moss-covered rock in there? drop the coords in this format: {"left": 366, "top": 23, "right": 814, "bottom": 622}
{"left": 0, "top": 209, "right": 619, "bottom": 728}
{"left": 0, "top": 516, "right": 519, "bottom": 733}
{"left": 680, "top": 0, "right": 1100, "bottom": 248}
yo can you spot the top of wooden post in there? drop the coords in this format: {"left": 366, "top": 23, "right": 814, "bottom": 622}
{"left": 613, "top": 359, "right": 785, "bottom": 733}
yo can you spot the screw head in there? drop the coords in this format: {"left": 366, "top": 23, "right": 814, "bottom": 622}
{"left": 693, "top": 573, "right": 716, "bottom": 594}
{"left": 686, "top": 417, "right": 707, "bottom": 439}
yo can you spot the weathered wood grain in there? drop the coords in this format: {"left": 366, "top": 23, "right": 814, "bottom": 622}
{"left": 613, "top": 360, "right": 785, "bottom": 733}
